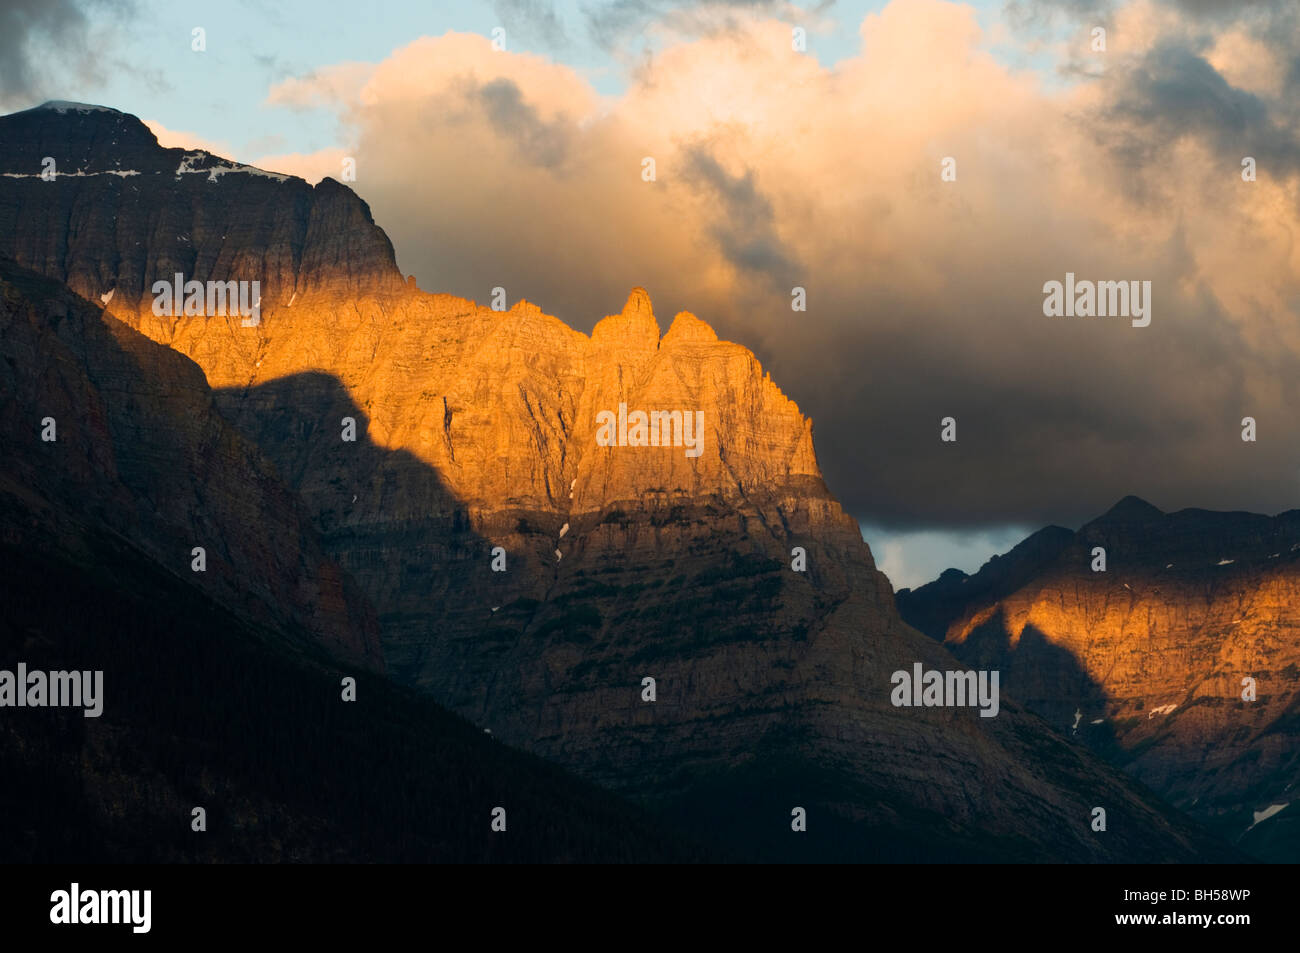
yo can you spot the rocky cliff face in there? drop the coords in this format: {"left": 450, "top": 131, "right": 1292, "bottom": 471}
{"left": 0, "top": 102, "right": 404, "bottom": 313}
{"left": 898, "top": 496, "right": 1300, "bottom": 857}
{"left": 0, "top": 103, "right": 1244, "bottom": 861}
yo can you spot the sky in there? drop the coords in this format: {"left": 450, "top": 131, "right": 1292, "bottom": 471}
{"left": 3, "top": 0, "right": 1299, "bottom": 590}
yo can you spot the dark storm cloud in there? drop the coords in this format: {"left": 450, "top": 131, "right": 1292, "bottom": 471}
{"left": 753, "top": 0, "right": 1300, "bottom": 532}
{"left": 1101, "top": 43, "right": 1300, "bottom": 178}
{"left": 751, "top": 231, "right": 1288, "bottom": 534}
{"left": 0, "top": 0, "right": 130, "bottom": 109}
{"left": 728, "top": 33, "right": 1300, "bottom": 533}
{"left": 1166, "top": 0, "right": 1282, "bottom": 14}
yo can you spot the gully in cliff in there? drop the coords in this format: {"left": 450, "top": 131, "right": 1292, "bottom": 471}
{"left": 595, "top": 403, "right": 704, "bottom": 458}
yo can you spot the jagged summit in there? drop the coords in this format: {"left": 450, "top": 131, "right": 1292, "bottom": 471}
{"left": 589, "top": 290, "right": 725, "bottom": 349}
{"left": 623, "top": 286, "right": 653, "bottom": 317}
{"left": 591, "top": 286, "right": 662, "bottom": 349}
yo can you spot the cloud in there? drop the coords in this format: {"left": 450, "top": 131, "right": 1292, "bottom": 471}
{"left": 266, "top": 61, "right": 377, "bottom": 111}
{"left": 0, "top": 0, "right": 131, "bottom": 109}
{"left": 266, "top": 0, "right": 1300, "bottom": 531}
{"left": 682, "top": 145, "right": 798, "bottom": 279}
{"left": 477, "top": 78, "right": 571, "bottom": 168}
{"left": 141, "top": 119, "right": 233, "bottom": 156}
{"left": 248, "top": 147, "right": 350, "bottom": 185}
{"left": 1100, "top": 42, "right": 1300, "bottom": 176}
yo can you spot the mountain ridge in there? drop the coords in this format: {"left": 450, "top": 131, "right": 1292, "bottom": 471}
{"left": 0, "top": 103, "right": 1250, "bottom": 862}
{"left": 898, "top": 496, "right": 1300, "bottom": 860}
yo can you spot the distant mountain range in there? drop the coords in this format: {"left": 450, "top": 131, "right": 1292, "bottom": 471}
{"left": 0, "top": 101, "right": 1269, "bottom": 861}
{"left": 898, "top": 496, "right": 1300, "bottom": 861}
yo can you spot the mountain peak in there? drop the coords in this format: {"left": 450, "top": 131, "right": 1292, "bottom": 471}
{"left": 1094, "top": 495, "right": 1164, "bottom": 525}
{"left": 591, "top": 287, "right": 660, "bottom": 350}
{"left": 663, "top": 310, "right": 718, "bottom": 346}
{"left": 622, "top": 286, "right": 654, "bottom": 319}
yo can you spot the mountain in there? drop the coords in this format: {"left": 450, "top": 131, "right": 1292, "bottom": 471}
{"left": 0, "top": 101, "right": 404, "bottom": 307}
{"left": 0, "top": 102, "right": 1245, "bottom": 861}
{"left": 0, "top": 255, "right": 709, "bottom": 863}
{"left": 898, "top": 497, "right": 1300, "bottom": 860}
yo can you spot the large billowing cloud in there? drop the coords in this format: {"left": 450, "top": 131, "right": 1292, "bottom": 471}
{"left": 263, "top": 0, "right": 1300, "bottom": 530}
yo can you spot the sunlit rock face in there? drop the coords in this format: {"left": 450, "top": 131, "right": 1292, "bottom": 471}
{"left": 898, "top": 496, "right": 1300, "bottom": 857}
{"left": 0, "top": 104, "right": 1246, "bottom": 861}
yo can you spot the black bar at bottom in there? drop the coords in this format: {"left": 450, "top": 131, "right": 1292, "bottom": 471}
{"left": 1, "top": 863, "right": 1280, "bottom": 941}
